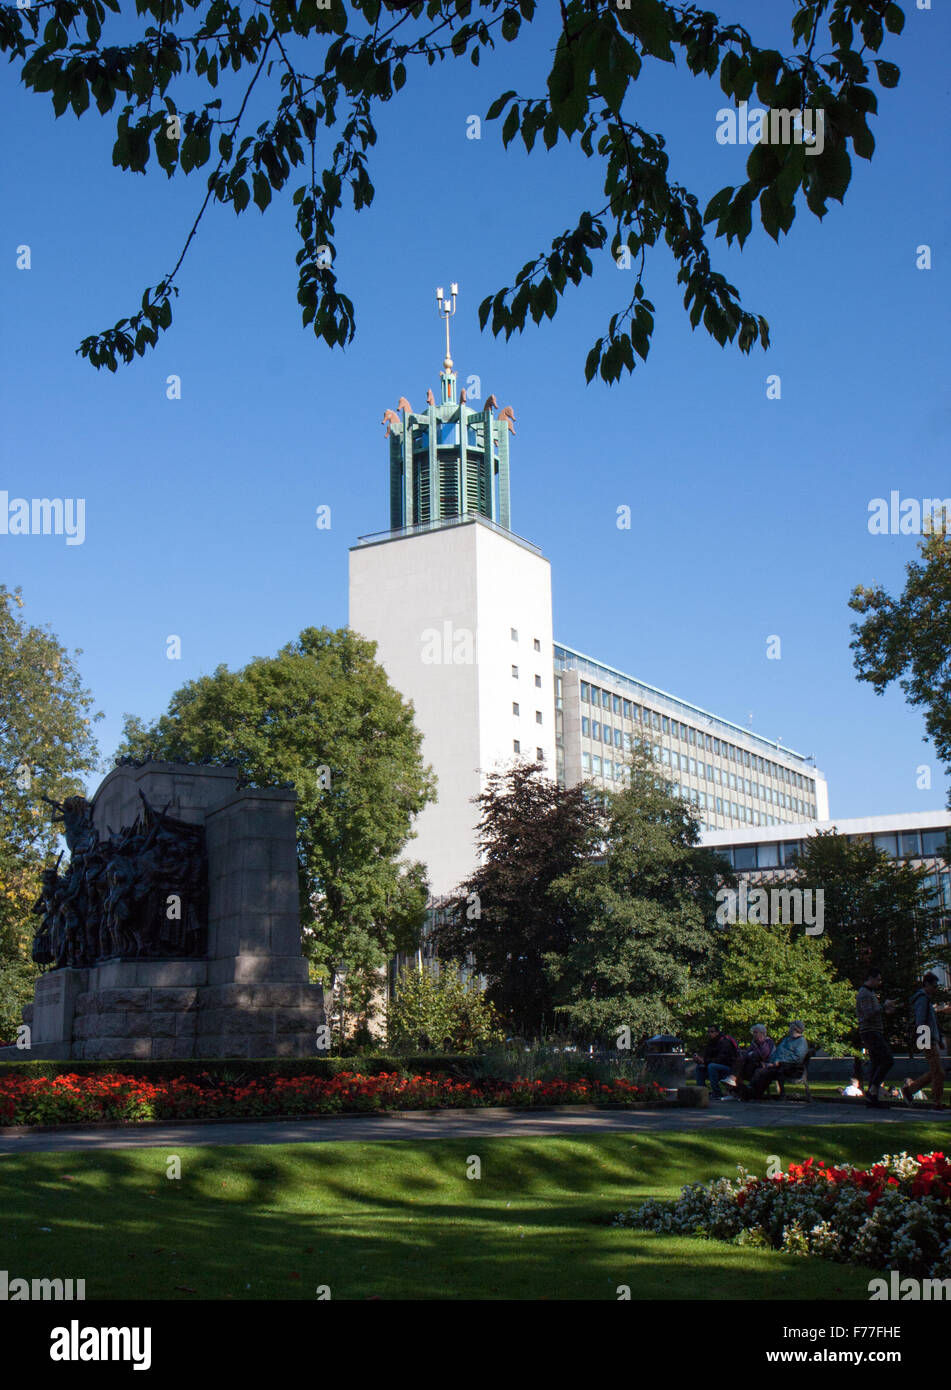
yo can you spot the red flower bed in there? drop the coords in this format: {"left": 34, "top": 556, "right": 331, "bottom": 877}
{"left": 769, "top": 1151, "right": 951, "bottom": 1210}
{"left": 0, "top": 1071, "right": 666, "bottom": 1127}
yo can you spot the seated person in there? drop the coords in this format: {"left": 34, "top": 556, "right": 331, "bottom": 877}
{"left": 693, "top": 1024, "right": 739, "bottom": 1100}
{"left": 740, "top": 1021, "right": 808, "bottom": 1100}
{"left": 734, "top": 1024, "right": 775, "bottom": 1087}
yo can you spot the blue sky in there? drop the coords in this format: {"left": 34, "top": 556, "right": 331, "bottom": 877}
{"left": 1, "top": 1, "right": 948, "bottom": 818}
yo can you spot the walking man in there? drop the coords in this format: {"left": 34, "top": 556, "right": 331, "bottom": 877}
{"left": 856, "top": 967, "right": 896, "bottom": 1108}
{"left": 902, "top": 972, "right": 946, "bottom": 1110}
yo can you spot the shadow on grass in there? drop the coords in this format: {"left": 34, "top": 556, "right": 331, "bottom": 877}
{"left": 0, "top": 1123, "right": 937, "bottom": 1300}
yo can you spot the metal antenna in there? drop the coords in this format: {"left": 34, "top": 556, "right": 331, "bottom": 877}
{"left": 436, "top": 282, "right": 458, "bottom": 370}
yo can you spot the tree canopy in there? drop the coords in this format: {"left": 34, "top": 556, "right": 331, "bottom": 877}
{"left": 4, "top": 0, "right": 906, "bottom": 379}
{"left": 684, "top": 918, "right": 855, "bottom": 1054}
{"left": 545, "top": 750, "right": 725, "bottom": 1042}
{"left": 849, "top": 531, "right": 951, "bottom": 805}
{"left": 0, "top": 586, "right": 101, "bottom": 1037}
{"left": 116, "top": 625, "right": 435, "bottom": 983}
{"left": 433, "top": 762, "right": 601, "bottom": 1036}
{"left": 790, "top": 829, "right": 951, "bottom": 1045}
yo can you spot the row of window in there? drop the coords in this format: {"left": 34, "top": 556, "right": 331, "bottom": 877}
{"left": 511, "top": 668, "right": 544, "bottom": 688}
{"left": 578, "top": 681, "right": 814, "bottom": 793}
{"left": 513, "top": 741, "right": 546, "bottom": 760}
{"left": 578, "top": 752, "right": 813, "bottom": 826}
{"left": 511, "top": 629, "right": 542, "bottom": 653}
{"left": 512, "top": 703, "right": 544, "bottom": 724}
{"left": 717, "top": 828, "right": 951, "bottom": 870}
{"left": 578, "top": 729, "right": 816, "bottom": 816}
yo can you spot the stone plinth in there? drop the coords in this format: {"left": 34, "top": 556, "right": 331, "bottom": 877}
{"left": 2, "top": 762, "right": 326, "bottom": 1062}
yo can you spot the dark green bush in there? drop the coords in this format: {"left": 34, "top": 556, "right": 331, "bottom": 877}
{"left": 0, "top": 1053, "right": 481, "bottom": 1083}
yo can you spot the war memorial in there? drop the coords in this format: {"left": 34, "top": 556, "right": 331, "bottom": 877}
{"left": 2, "top": 760, "right": 325, "bottom": 1061}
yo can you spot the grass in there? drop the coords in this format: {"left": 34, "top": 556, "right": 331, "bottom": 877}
{"left": 0, "top": 1122, "right": 942, "bottom": 1300}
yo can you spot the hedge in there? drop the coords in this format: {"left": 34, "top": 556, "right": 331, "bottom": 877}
{"left": 0, "top": 1053, "right": 479, "bottom": 1082}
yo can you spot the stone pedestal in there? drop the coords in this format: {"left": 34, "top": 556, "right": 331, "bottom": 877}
{"left": 2, "top": 762, "right": 326, "bottom": 1062}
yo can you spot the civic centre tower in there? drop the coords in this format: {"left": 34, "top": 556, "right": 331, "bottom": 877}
{"left": 349, "top": 288, "right": 828, "bottom": 900}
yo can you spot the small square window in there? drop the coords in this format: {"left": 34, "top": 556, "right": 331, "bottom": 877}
{"left": 512, "top": 702, "right": 520, "bottom": 716}
{"left": 513, "top": 739, "right": 521, "bottom": 754}
{"left": 535, "top": 710, "right": 543, "bottom": 724}
{"left": 511, "top": 665, "right": 518, "bottom": 679}
{"left": 536, "top": 747, "right": 544, "bottom": 761}
{"left": 534, "top": 674, "right": 541, "bottom": 688}
{"left": 533, "top": 638, "right": 541, "bottom": 652}
{"left": 511, "top": 628, "right": 518, "bottom": 642}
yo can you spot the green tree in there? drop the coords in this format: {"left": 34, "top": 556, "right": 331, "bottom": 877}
{"left": 790, "top": 830, "right": 951, "bottom": 1046}
{"left": 432, "top": 763, "right": 602, "bottom": 1037}
{"left": 684, "top": 919, "right": 855, "bottom": 1054}
{"left": 544, "top": 749, "right": 726, "bottom": 1043}
{"left": 0, "top": 586, "right": 101, "bottom": 1033}
{"left": 386, "top": 961, "right": 503, "bottom": 1053}
{"left": 3, "top": 1, "right": 905, "bottom": 380}
{"left": 116, "top": 626, "right": 435, "bottom": 987}
{"left": 849, "top": 530, "right": 951, "bottom": 805}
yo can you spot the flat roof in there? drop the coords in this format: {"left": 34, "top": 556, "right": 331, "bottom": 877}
{"left": 702, "top": 809, "right": 951, "bottom": 846}
{"left": 555, "top": 643, "right": 818, "bottom": 769}
{"left": 353, "top": 513, "right": 545, "bottom": 558}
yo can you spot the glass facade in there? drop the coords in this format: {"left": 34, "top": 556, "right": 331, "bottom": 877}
{"left": 554, "top": 644, "right": 823, "bottom": 832}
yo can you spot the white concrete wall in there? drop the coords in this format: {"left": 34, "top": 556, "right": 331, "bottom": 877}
{"left": 349, "top": 520, "right": 554, "bottom": 898}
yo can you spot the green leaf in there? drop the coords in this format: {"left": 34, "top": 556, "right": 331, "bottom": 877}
{"left": 703, "top": 185, "right": 734, "bottom": 225}
{"left": 486, "top": 89, "right": 517, "bottom": 121}
{"left": 815, "top": 141, "right": 852, "bottom": 203}
{"left": 584, "top": 338, "right": 603, "bottom": 383}
{"left": 501, "top": 105, "right": 519, "bottom": 147}
{"left": 884, "top": 4, "right": 905, "bottom": 34}
{"left": 252, "top": 171, "right": 271, "bottom": 210}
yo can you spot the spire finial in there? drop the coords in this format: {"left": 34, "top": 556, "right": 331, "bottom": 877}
{"left": 436, "top": 283, "right": 458, "bottom": 371}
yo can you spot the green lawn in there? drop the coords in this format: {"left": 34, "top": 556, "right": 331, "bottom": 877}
{"left": 0, "top": 1122, "right": 941, "bottom": 1300}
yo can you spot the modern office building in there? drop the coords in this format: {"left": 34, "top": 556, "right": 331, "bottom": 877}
{"left": 701, "top": 811, "right": 951, "bottom": 984}
{"left": 554, "top": 644, "right": 827, "bottom": 832}
{"left": 349, "top": 298, "right": 829, "bottom": 900}
{"left": 701, "top": 810, "right": 951, "bottom": 878}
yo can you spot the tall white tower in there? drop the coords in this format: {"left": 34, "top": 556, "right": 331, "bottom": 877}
{"left": 348, "top": 289, "right": 554, "bottom": 898}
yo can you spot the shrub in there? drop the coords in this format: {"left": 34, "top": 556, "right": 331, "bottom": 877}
{"left": 386, "top": 963, "right": 504, "bottom": 1054}
{"left": 616, "top": 1150, "right": 951, "bottom": 1280}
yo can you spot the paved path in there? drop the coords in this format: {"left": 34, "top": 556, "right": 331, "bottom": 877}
{"left": 0, "top": 1101, "right": 942, "bottom": 1155}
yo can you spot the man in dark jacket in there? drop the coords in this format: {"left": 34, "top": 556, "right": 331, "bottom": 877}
{"left": 693, "top": 1024, "right": 738, "bottom": 1100}
{"left": 857, "top": 967, "right": 897, "bottom": 1108}
{"left": 902, "top": 973, "right": 946, "bottom": 1109}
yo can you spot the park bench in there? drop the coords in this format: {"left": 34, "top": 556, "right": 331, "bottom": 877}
{"left": 767, "top": 1047, "right": 816, "bottom": 1102}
